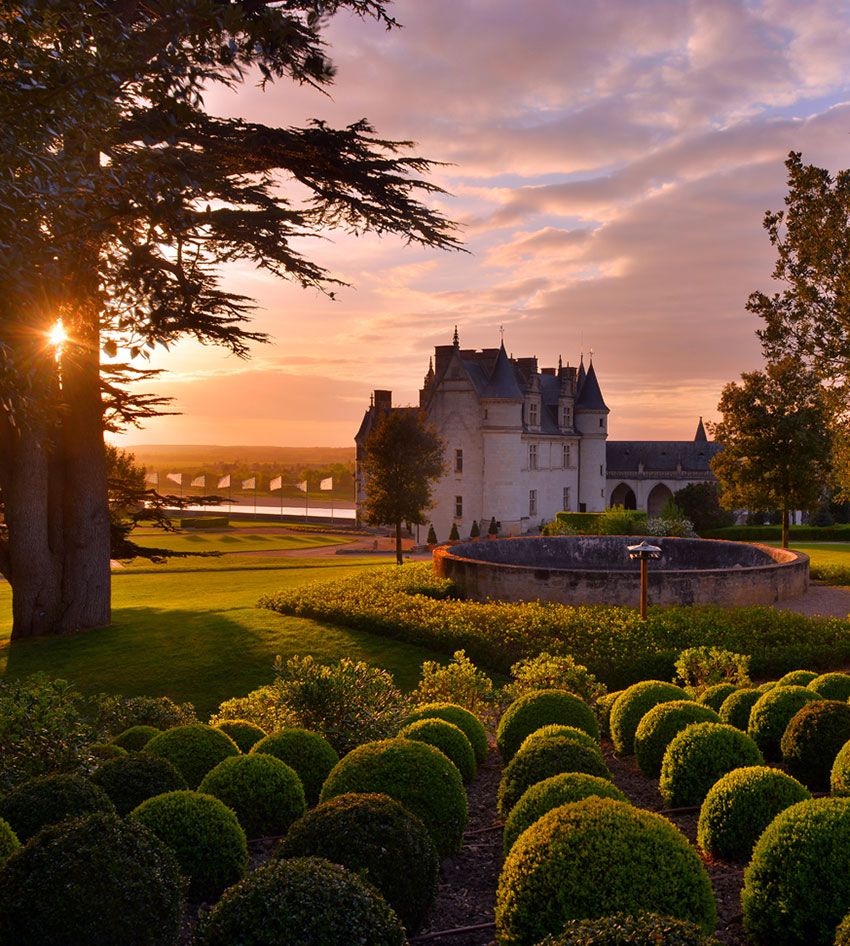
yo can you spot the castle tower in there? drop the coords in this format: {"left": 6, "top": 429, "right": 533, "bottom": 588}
{"left": 574, "top": 357, "right": 609, "bottom": 512}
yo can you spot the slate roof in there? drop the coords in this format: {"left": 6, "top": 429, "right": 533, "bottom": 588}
{"left": 575, "top": 361, "right": 608, "bottom": 411}
{"left": 481, "top": 342, "right": 524, "bottom": 399}
{"left": 606, "top": 440, "right": 722, "bottom": 474}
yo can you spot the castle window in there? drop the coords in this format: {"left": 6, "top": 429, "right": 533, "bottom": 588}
{"left": 455, "top": 449, "right": 463, "bottom": 473}
{"left": 563, "top": 444, "right": 571, "bottom": 468}
{"left": 599, "top": 417, "right": 604, "bottom": 428}
{"left": 600, "top": 464, "right": 603, "bottom": 477}
{"left": 529, "top": 489, "right": 537, "bottom": 517}
{"left": 529, "top": 402, "right": 539, "bottom": 426}
{"left": 529, "top": 444, "right": 538, "bottom": 470}
{"left": 455, "top": 495, "right": 463, "bottom": 518}
{"left": 563, "top": 486, "right": 571, "bottom": 511}
{"left": 561, "top": 407, "right": 572, "bottom": 428}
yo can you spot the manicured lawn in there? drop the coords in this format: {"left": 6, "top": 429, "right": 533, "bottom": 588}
{"left": 128, "top": 529, "right": 351, "bottom": 554}
{"left": 789, "top": 542, "right": 850, "bottom": 568}
{"left": 0, "top": 558, "right": 443, "bottom": 718}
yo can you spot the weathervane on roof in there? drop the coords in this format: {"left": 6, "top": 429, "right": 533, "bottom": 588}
{"left": 499, "top": 324, "right": 505, "bottom": 343}
{"left": 452, "top": 325, "right": 459, "bottom": 348}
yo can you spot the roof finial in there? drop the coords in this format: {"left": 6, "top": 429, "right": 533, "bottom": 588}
{"left": 370, "top": 392, "right": 374, "bottom": 407}
{"left": 452, "top": 325, "right": 459, "bottom": 348}
{"left": 558, "top": 354, "right": 562, "bottom": 371}
{"left": 499, "top": 324, "right": 505, "bottom": 343}
{"left": 589, "top": 347, "right": 594, "bottom": 363}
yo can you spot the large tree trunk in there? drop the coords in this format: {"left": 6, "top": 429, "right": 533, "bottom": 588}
{"left": 781, "top": 503, "right": 790, "bottom": 549}
{"left": 395, "top": 519, "right": 403, "bottom": 566}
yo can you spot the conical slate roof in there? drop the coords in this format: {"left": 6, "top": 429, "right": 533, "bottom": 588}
{"left": 575, "top": 360, "right": 608, "bottom": 411}
{"left": 482, "top": 342, "right": 523, "bottom": 399}
{"left": 694, "top": 417, "right": 708, "bottom": 442}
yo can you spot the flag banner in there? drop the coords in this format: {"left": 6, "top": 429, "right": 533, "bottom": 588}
{"left": 145, "top": 472, "right": 158, "bottom": 485}
{"left": 242, "top": 477, "right": 256, "bottom": 490}
{"left": 166, "top": 472, "right": 182, "bottom": 485}
{"left": 218, "top": 475, "right": 231, "bottom": 489}
{"left": 320, "top": 477, "right": 333, "bottom": 490}
{"left": 296, "top": 480, "right": 308, "bottom": 492}
{"left": 191, "top": 475, "right": 205, "bottom": 488}
{"left": 269, "top": 476, "right": 282, "bottom": 491}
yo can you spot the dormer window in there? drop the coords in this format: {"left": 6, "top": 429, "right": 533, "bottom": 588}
{"left": 561, "top": 406, "right": 572, "bottom": 428}
{"left": 529, "top": 402, "right": 539, "bottom": 426}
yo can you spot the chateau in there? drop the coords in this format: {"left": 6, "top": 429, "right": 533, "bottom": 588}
{"left": 355, "top": 331, "right": 719, "bottom": 541}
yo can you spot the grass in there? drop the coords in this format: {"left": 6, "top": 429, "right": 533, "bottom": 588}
{"left": 0, "top": 558, "right": 443, "bottom": 718}
{"left": 127, "top": 530, "right": 349, "bottom": 554}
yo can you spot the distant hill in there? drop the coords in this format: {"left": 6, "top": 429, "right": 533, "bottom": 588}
{"left": 123, "top": 444, "right": 355, "bottom": 470}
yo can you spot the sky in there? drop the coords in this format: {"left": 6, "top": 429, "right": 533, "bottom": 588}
{"left": 117, "top": 0, "right": 850, "bottom": 449}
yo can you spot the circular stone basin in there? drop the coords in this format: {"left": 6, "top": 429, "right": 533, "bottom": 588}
{"left": 433, "top": 535, "right": 808, "bottom": 608}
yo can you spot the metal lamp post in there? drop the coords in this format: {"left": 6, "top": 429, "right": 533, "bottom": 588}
{"left": 627, "top": 540, "right": 662, "bottom": 620}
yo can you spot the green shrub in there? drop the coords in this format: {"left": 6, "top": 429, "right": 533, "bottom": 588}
{"left": 319, "top": 738, "right": 467, "bottom": 857}
{"left": 0, "top": 818, "right": 19, "bottom": 866}
{"left": 757, "top": 680, "right": 778, "bottom": 692}
{"left": 596, "top": 690, "right": 622, "bottom": 739}
{"left": 111, "top": 725, "right": 160, "bottom": 751}
{"left": 502, "top": 772, "right": 627, "bottom": 854}
{"left": 145, "top": 724, "right": 240, "bottom": 788}
{"left": 495, "top": 798, "right": 716, "bottom": 946}
{"left": 536, "top": 913, "right": 723, "bottom": 945}
{"left": 497, "top": 689, "right": 599, "bottom": 761}
{"left": 427, "top": 524, "right": 437, "bottom": 544}
{"left": 837, "top": 914, "right": 850, "bottom": 946}
{"left": 518, "top": 724, "right": 601, "bottom": 759}
{"left": 829, "top": 739, "right": 850, "bottom": 795}
{"left": 0, "top": 812, "right": 183, "bottom": 946}
{"left": 278, "top": 793, "right": 438, "bottom": 932}
{"left": 130, "top": 789, "right": 247, "bottom": 899}
{"left": 697, "top": 683, "right": 738, "bottom": 712}
{"left": 0, "top": 773, "right": 115, "bottom": 843}
{"left": 449, "top": 522, "right": 460, "bottom": 541}
{"left": 809, "top": 672, "right": 850, "bottom": 701}
{"left": 497, "top": 735, "right": 612, "bottom": 818}
{"left": 198, "top": 856, "right": 405, "bottom": 946}
{"left": 748, "top": 686, "right": 822, "bottom": 760}
{"left": 634, "top": 701, "right": 720, "bottom": 778}
{"left": 95, "top": 694, "right": 196, "bottom": 735}
{"left": 199, "top": 754, "right": 305, "bottom": 839}
{"left": 406, "top": 702, "right": 488, "bottom": 765}
{"left": 505, "top": 653, "right": 606, "bottom": 705}
{"left": 181, "top": 516, "right": 229, "bottom": 528}
{"left": 209, "top": 685, "right": 294, "bottom": 734}
{"left": 659, "top": 722, "right": 763, "bottom": 807}
{"left": 778, "top": 669, "right": 819, "bottom": 687}
{"left": 780, "top": 700, "right": 850, "bottom": 791}
{"left": 742, "top": 798, "right": 850, "bottom": 946}
{"left": 610, "top": 681, "right": 688, "bottom": 755}
{"left": 410, "top": 650, "right": 494, "bottom": 716}
{"left": 213, "top": 719, "right": 266, "bottom": 753}
{"left": 399, "top": 718, "right": 476, "bottom": 783}
{"left": 249, "top": 728, "right": 338, "bottom": 806}
{"left": 697, "top": 766, "right": 811, "bottom": 862}
{"left": 674, "top": 646, "right": 750, "bottom": 691}
{"left": 718, "top": 688, "right": 762, "bottom": 731}
{"left": 91, "top": 752, "right": 188, "bottom": 816}
{"left": 596, "top": 505, "right": 649, "bottom": 535}
{"left": 89, "top": 742, "right": 127, "bottom": 761}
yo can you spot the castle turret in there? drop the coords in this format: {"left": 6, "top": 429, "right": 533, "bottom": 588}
{"left": 575, "top": 359, "right": 609, "bottom": 512}
{"left": 695, "top": 416, "right": 708, "bottom": 442}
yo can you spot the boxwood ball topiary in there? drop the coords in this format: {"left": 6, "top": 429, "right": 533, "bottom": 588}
{"left": 319, "top": 738, "right": 467, "bottom": 857}
{"left": 836, "top": 913, "right": 850, "bottom": 946}
{"left": 609, "top": 681, "right": 688, "bottom": 756}
{"left": 829, "top": 740, "right": 850, "bottom": 795}
{"left": 780, "top": 700, "right": 850, "bottom": 791}
{"left": 748, "top": 686, "right": 822, "bottom": 760}
{"left": 0, "top": 818, "right": 19, "bottom": 866}
{"left": 757, "top": 681, "right": 778, "bottom": 692}
{"left": 503, "top": 772, "right": 628, "bottom": 854}
{"left": 399, "top": 718, "right": 476, "bottom": 783}
{"left": 0, "top": 773, "right": 115, "bottom": 843}
{"left": 659, "top": 722, "right": 763, "bottom": 808}
{"left": 145, "top": 724, "right": 240, "bottom": 788}
{"left": 698, "top": 684, "right": 738, "bottom": 713}
{"left": 495, "top": 798, "right": 716, "bottom": 946}
{"left": 596, "top": 690, "right": 622, "bottom": 740}
{"left": 634, "top": 701, "right": 720, "bottom": 778}
{"left": 535, "top": 912, "right": 723, "bottom": 945}
{"left": 778, "top": 669, "right": 818, "bottom": 687}
{"left": 90, "top": 742, "right": 128, "bottom": 761}
{"left": 91, "top": 752, "right": 188, "bottom": 816}
{"left": 198, "top": 856, "right": 405, "bottom": 946}
{"left": 809, "top": 672, "right": 850, "bottom": 701}
{"left": 406, "top": 703, "right": 489, "bottom": 765}
{"left": 111, "top": 725, "right": 161, "bottom": 751}
{"left": 518, "top": 724, "right": 602, "bottom": 759}
{"left": 0, "top": 812, "right": 183, "bottom": 946}
{"left": 214, "top": 719, "right": 267, "bottom": 753}
{"left": 250, "top": 728, "right": 338, "bottom": 806}
{"left": 718, "top": 688, "right": 762, "bottom": 731}
{"left": 130, "top": 790, "right": 247, "bottom": 900}
{"left": 497, "top": 735, "right": 612, "bottom": 818}
{"left": 697, "top": 766, "right": 811, "bottom": 862}
{"left": 199, "top": 753, "right": 306, "bottom": 839}
{"left": 497, "top": 690, "right": 599, "bottom": 762}
{"left": 742, "top": 798, "right": 850, "bottom": 946}
{"left": 277, "top": 792, "right": 438, "bottom": 932}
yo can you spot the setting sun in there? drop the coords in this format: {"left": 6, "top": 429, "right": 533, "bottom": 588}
{"left": 48, "top": 319, "right": 67, "bottom": 349}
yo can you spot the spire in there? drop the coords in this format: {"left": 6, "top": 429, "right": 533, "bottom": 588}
{"left": 577, "top": 352, "right": 587, "bottom": 391}
{"left": 695, "top": 416, "right": 708, "bottom": 442}
{"left": 575, "top": 360, "right": 608, "bottom": 411}
{"left": 558, "top": 354, "right": 563, "bottom": 372}
{"left": 482, "top": 341, "right": 523, "bottom": 399}
{"left": 423, "top": 356, "right": 435, "bottom": 388}
{"left": 452, "top": 325, "right": 459, "bottom": 348}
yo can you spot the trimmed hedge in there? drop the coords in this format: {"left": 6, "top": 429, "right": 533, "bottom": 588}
{"left": 718, "top": 688, "right": 762, "bottom": 731}
{"left": 91, "top": 752, "right": 188, "bottom": 816}
{"left": 748, "top": 686, "right": 823, "bottom": 760}
{"left": 319, "top": 738, "right": 467, "bottom": 857}
{"left": 780, "top": 700, "right": 850, "bottom": 791}
{"left": 90, "top": 742, "right": 128, "bottom": 762}
{"left": 0, "top": 812, "right": 183, "bottom": 946}
{"left": 111, "top": 725, "right": 160, "bottom": 751}
{"left": 742, "top": 798, "right": 850, "bottom": 946}
{"left": 181, "top": 516, "right": 229, "bottom": 529}
{"left": 518, "top": 724, "right": 601, "bottom": 759}
{"left": 634, "top": 701, "right": 720, "bottom": 778}
{"left": 400, "top": 718, "right": 476, "bottom": 783}
{"left": 829, "top": 740, "right": 850, "bottom": 795}
{"left": 596, "top": 690, "right": 622, "bottom": 739}
{"left": 198, "top": 856, "right": 405, "bottom": 946}
{"left": 250, "top": 729, "right": 338, "bottom": 806}
{"left": 0, "top": 818, "right": 19, "bottom": 865}
{"left": 130, "top": 790, "right": 247, "bottom": 899}
{"left": 536, "top": 913, "right": 723, "bottom": 945}
{"left": 697, "top": 766, "right": 811, "bottom": 862}
{"left": 697, "top": 683, "right": 738, "bottom": 713}
{"left": 809, "top": 672, "right": 850, "bottom": 701}
{"left": 0, "top": 773, "right": 114, "bottom": 843}
{"left": 497, "top": 690, "right": 599, "bottom": 761}
{"left": 214, "top": 719, "right": 266, "bottom": 753}
{"left": 199, "top": 754, "right": 306, "bottom": 839}
{"left": 659, "top": 722, "right": 763, "bottom": 808}
{"left": 497, "top": 735, "right": 612, "bottom": 818}
{"left": 778, "top": 669, "right": 819, "bottom": 687}
{"left": 610, "top": 681, "right": 688, "bottom": 755}
{"left": 278, "top": 793, "right": 438, "bottom": 932}
{"left": 701, "top": 524, "right": 850, "bottom": 542}
{"left": 502, "top": 772, "right": 627, "bottom": 854}
{"left": 406, "top": 702, "right": 489, "bottom": 765}
{"left": 145, "top": 724, "right": 240, "bottom": 788}
{"left": 495, "top": 798, "right": 716, "bottom": 946}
